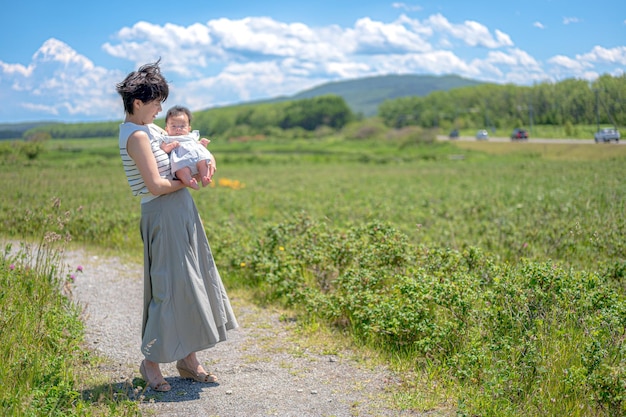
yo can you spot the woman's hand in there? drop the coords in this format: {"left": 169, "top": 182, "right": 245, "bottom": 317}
{"left": 199, "top": 138, "right": 215, "bottom": 179}
{"left": 207, "top": 152, "right": 217, "bottom": 179}
{"left": 208, "top": 159, "right": 216, "bottom": 180}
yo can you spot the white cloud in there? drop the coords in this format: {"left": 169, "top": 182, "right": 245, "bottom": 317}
{"left": 577, "top": 45, "right": 626, "bottom": 65}
{"left": 0, "top": 62, "right": 33, "bottom": 79}
{"left": 1, "top": 12, "right": 624, "bottom": 122}
{"left": 0, "top": 39, "right": 123, "bottom": 121}
{"left": 563, "top": 17, "right": 580, "bottom": 25}
{"left": 103, "top": 21, "right": 219, "bottom": 77}
{"left": 209, "top": 17, "right": 304, "bottom": 55}
{"left": 533, "top": 22, "right": 545, "bottom": 29}
{"left": 546, "top": 45, "right": 626, "bottom": 81}
{"left": 392, "top": 2, "right": 422, "bottom": 12}
{"left": 486, "top": 48, "right": 541, "bottom": 70}
{"left": 494, "top": 30, "right": 513, "bottom": 46}
{"left": 348, "top": 17, "right": 432, "bottom": 54}
{"left": 548, "top": 55, "right": 590, "bottom": 71}
{"left": 548, "top": 46, "right": 626, "bottom": 76}
{"left": 105, "top": 12, "right": 516, "bottom": 113}
{"left": 424, "top": 14, "right": 513, "bottom": 48}
{"left": 392, "top": 50, "right": 479, "bottom": 76}
{"left": 172, "top": 60, "right": 326, "bottom": 109}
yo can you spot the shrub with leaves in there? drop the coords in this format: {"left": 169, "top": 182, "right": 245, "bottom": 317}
{"left": 245, "top": 214, "right": 626, "bottom": 416}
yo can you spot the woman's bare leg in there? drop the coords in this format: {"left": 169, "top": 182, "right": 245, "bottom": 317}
{"left": 140, "top": 359, "right": 171, "bottom": 391}
{"left": 177, "top": 352, "right": 217, "bottom": 382}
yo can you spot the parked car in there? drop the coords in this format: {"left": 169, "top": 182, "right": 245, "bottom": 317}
{"left": 594, "top": 127, "right": 620, "bottom": 143}
{"left": 449, "top": 129, "right": 459, "bottom": 139}
{"left": 476, "top": 129, "right": 489, "bottom": 140}
{"left": 511, "top": 128, "right": 528, "bottom": 140}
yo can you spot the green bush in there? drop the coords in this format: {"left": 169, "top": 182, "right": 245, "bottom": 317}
{"left": 245, "top": 215, "right": 626, "bottom": 415}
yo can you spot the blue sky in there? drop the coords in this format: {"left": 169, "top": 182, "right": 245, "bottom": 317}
{"left": 1, "top": 0, "right": 624, "bottom": 123}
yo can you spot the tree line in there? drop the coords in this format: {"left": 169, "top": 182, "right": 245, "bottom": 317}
{"left": 379, "top": 74, "right": 625, "bottom": 131}
{"left": 24, "top": 95, "right": 354, "bottom": 140}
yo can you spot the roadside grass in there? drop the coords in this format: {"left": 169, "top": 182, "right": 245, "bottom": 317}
{"left": 1, "top": 132, "right": 625, "bottom": 416}
{"left": 454, "top": 140, "right": 626, "bottom": 160}
{"left": 0, "top": 237, "right": 141, "bottom": 416}
{"left": 528, "top": 123, "right": 620, "bottom": 139}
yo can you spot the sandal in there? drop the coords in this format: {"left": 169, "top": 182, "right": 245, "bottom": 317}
{"left": 140, "top": 360, "right": 172, "bottom": 392}
{"left": 176, "top": 359, "right": 218, "bottom": 383}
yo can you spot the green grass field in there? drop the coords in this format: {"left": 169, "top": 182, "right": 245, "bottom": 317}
{"left": 1, "top": 134, "right": 625, "bottom": 416}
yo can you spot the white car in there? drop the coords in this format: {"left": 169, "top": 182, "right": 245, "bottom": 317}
{"left": 594, "top": 128, "right": 620, "bottom": 143}
{"left": 476, "top": 129, "right": 489, "bottom": 140}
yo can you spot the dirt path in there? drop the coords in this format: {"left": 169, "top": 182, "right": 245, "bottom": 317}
{"left": 66, "top": 248, "right": 422, "bottom": 416}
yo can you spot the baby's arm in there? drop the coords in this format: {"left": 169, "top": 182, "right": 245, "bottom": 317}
{"left": 160, "top": 140, "right": 180, "bottom": 154}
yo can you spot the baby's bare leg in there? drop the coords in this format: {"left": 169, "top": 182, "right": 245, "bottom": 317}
{"left": 176, "top": 166, "right": 199, "bottom": 190}
{"left": 198, "top": 160, "right": 211, "bottom": 187}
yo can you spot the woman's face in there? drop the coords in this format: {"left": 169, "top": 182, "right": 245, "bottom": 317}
{"left": 134, "top": 98, "right": 163, "bottom": 125}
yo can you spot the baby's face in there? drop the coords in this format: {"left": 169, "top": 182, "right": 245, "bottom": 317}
{"left": 166, "top": 114, "right": 191, "bottom": 136}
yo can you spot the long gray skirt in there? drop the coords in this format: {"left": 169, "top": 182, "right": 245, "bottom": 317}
{"left": 140, "top": 188, "right": 238, "bottom": 363}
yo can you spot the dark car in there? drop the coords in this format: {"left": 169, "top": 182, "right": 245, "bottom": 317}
{"left": 449, "top": 129, "right": 459, "bottom": 139}
{"left": 511, "top": 128, "right": 528, "bottom": 140}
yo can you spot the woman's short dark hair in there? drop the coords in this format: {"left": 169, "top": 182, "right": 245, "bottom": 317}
{"left": 116, "top": 60, "right": 169, "bottom": 115}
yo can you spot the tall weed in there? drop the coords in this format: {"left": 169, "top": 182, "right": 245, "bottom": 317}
{"left": 0, "top": 198, "right": 139, "bottom": 416}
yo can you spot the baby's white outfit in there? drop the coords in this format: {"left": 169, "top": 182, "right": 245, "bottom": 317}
{"left": 161, "top": 130, "right": 213, "bottom": 175}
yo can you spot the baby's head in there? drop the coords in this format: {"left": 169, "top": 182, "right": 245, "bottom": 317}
{"left": 165, "top": 105, "right": 192, "bottom": 136}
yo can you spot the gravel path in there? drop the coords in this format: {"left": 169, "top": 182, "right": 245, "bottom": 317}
{"left": 65, "top": 248, "right": 422, "bottom": 417}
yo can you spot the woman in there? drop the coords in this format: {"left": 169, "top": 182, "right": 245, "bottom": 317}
{"left": 116, "top": 61, "right": 238, "bottom": 392}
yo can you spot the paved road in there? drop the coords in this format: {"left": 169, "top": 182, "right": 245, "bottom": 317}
{"left": 438, "top": 135, "right": 623, "bottom": 145}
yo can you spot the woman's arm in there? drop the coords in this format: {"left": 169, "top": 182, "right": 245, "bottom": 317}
{"left": 127, "top": 130, "right": 186, "bottom": 195}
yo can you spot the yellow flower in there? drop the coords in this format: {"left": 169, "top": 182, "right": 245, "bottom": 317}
{"left": 279, "top": 246, "right": 285, "bottom": 251}
{"left": 217, "top": 178, "right": 246, "bottom": 190}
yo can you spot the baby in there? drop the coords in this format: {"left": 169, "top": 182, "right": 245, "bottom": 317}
{"left": 161, "top": 106, "right": 214, "bottom": 189}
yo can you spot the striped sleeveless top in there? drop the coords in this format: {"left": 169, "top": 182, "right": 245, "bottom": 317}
{"left": 119, "top": 122, "right": 171, "bottom": 203}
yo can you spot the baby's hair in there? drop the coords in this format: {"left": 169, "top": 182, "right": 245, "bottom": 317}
{"left": 116, "top": 59, "right": 169, "bottom": 115}
{"left": 166, "top": 105, "right": 193, "bottom": 124}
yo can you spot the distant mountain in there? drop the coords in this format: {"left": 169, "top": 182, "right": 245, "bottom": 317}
{"left": 1, "top": 74, "right": 483, "bottom": 128}
{"left": 262, "top": 74, "right": 483, "bottom": 117}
